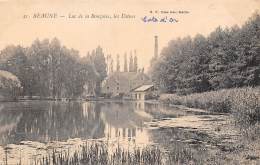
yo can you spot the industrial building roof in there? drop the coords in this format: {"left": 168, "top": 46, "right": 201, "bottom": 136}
{"left": 133, "top": 85, "right": 154, "bottom": 92}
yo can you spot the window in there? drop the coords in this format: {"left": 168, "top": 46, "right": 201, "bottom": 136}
{"left": 107, "top": 86, "right": 109, "bottom": 90}
{"left": 117, "top": 87, "right": 119, "bottom": 90}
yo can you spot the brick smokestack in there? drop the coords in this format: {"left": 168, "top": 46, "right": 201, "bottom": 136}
{"left": 154, "top": 36, "right": 158, "bottom": 59}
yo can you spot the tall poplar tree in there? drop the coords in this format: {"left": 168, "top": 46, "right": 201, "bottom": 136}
{"left": 129, "top": 51, "right": 134, "bottom": 72}
{"left": 116, "top": 54, "right": 120, "bottom": 72}
{"left": 124, "top": 52, "right": 128, "bottom": 72}
{"left": 134, "top": 55, "right": 138, "bottom": 72}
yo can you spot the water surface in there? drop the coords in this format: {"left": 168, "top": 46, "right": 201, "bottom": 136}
{"left": 0, "top": 100, "right": 190, "bottom": 164}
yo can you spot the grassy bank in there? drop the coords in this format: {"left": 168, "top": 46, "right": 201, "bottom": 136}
{"left": 160, "top": 87, "right": 260, "bottom": 135}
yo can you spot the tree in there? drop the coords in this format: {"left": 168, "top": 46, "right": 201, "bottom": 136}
{"left": 116, "top": 54, "right": 120, "bottom": 72}
{"left": 134, "top": 53, "right": 138, "bottom": 72}
{"left": 129, "top": 51, "right": 134, "bottom": 72}
{"left": 0, "top": 70, "right": 22, "bottom": 99}
{"left": 150, "top": 12, "right": 260, "bottom": 94}
{"left": 110, "top": 58, "right": 114, "bottom": 74}
{"left": 124, "top": 52, "right": 128, "bottom": 72}
{"left": 49, "top": 38, "right": 62, "bottom": 97}
{"left": 92, "top": 46, "right": 107, "bottom": 95}
{"left": 0, "top": 38, "right": 106, "bottom": 98}
{"left": 0, "top": 45, "right": 28, "bottom": 95}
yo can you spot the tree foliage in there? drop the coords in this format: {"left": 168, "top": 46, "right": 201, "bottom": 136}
{"left": 0, "top": 38, "right": 107, "bottom": 98}
{"left": 134, "top": 55, "right": 138, "bottom": 72}
{"left": 129, "top": 52, "right": 134, "bottom": 72}
{"left": 150, "top": 12, "right": 260, "bottom": 94}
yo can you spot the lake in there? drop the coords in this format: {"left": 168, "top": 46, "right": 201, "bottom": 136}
{"left": 0, "top": 100, "right": 229, "bottom": 164}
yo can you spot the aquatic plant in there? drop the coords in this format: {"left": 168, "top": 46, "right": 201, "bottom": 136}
{"left": 31, "top": 142, "right": 165, "bottom": 165}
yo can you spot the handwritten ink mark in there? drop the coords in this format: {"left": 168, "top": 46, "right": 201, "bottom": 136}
{"left": 142, "top": 16, "right": 178, "bottom": 23}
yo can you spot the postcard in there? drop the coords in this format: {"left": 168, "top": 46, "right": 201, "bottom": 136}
{"left": 0, "top": 0, "right": 259, "bottom": 164}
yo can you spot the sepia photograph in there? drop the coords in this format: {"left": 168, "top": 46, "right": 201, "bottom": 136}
{"left": 0, "top": 0, "right": 259, "bottom": 164}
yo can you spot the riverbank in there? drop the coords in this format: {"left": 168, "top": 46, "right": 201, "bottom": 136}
{"left": 26, "top": 103, "right": 259, "bottom": 165}
{"left": 0, "top": 93, "right": 259, "bottom": 164}
{"left": 159, "top": 87, "right": 260, "bottom": 164}
{"left": 0, "top": 96, "right": 106, "bottom": 102}
{"left": 0, "top": 95, "right": 159, "bottom": 103}
{"left": 160, "top": 87, "right": 259, "bottom": 128}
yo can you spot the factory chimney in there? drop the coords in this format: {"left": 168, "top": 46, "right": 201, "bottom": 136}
{"left": 154, "top": 36, "right": 158, "bottom": 59}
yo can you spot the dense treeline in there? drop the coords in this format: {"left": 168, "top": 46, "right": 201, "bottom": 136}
{"left": 0, "top": 38, "right": 107, "bottom": 98}
{"left": 151, "top": 13, "right": 260, "bottom": 94}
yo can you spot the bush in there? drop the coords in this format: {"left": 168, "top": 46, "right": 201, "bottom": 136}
{"left": 231, "top": 88, "right": 259, "bottom": 124}
{"left": 160, "top": 87, "right": 260, "bottom": 132}
{"left": 160, "top": 89, "right": 234, "bottom": 113}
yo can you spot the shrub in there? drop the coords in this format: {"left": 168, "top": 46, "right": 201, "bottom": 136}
{"left": 160, "top": 87, "right": 260, "bottom": 132}
{"left": 230, "top": 87, "right": 260, "bottom": 137}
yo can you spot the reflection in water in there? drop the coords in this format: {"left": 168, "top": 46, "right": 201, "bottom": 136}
{"left": 101, "top": 102, "right": 151, "bottom": 147}
{"left": 0, "top": 101, "right": 158, "bottom": 146}
{"left": 0, "top": 101, "right": 105, "bottom": 145}
{"left": 0, "top": 101, "right": 179, "bottom": 164}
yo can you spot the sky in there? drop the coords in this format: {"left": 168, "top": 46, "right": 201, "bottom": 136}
{"left": 0, "top": 0, "right": 259, "bottom": 70}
